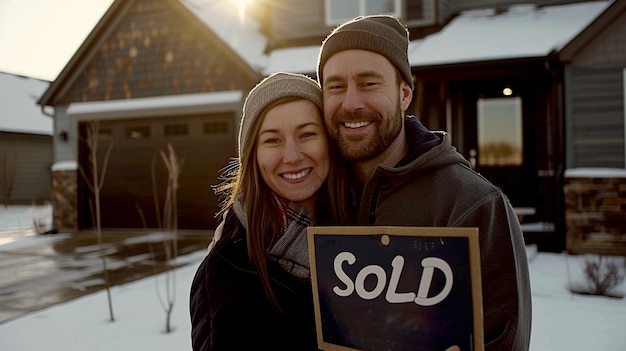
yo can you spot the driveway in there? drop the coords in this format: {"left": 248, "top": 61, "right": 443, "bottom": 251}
{"left": 0, "top": 230, "right": 210, "bottom": 324}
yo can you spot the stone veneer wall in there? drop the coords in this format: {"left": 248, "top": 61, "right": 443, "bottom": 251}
{"left": 51, "top": 169, "right": 78, "bottom": 230}
{"left": 564, "top": 168, "right": 626, "bottom": 256}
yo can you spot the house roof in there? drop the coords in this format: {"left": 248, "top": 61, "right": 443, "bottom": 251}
{"left": 264, "top": 46, "right": 322, "bottom": 76}
{"left": 39, "top": 0, "right": 616, "bottom": 107}
{"left": 0, "top": 72, "right": 52, "bottom": 135}
{"left": 407, "top": 1, "right": 612, "bottom": 68}
{"left": 265, "top": 0, "right": 612, "bottom": 74}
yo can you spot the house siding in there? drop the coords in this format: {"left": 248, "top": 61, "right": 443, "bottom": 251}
{"left": 0, "top": 132, "right": 52, "bottom": 204}
{"left": 267, "top": 0, "right": 326, "bottom": 41}
{"left": 565, "top": 9, "right": 626, "bottom": 168}
{"left": 569, "top": 67, "right": 624, "bottom": 168}
{"left": 264, "top": 0, "right": 449, "bottom": 49}
{"left": 53, "top": 106, "right": 77, "bottom": 163}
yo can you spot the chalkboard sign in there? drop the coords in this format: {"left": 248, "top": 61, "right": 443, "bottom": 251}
{"left": 307, "top": 226, "right": 483, "bottom": 351}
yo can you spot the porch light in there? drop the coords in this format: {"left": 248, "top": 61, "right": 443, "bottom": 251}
{"left": 502, "top": 87, "right": 513, "bottom": 96}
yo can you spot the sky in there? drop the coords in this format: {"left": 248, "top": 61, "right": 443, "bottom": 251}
{"left": 1, "top": 205, "right": 626, "bottom": 350}
{"left": 0, "top": 0, "right": 114, "bottom": 82}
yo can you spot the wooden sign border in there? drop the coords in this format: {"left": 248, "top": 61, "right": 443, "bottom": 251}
{"left": 307, "top": 226, "right": 484, "bottom": 351}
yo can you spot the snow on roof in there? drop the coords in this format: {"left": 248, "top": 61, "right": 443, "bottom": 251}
{"left": 408, "top": 1, "right": 611, "bottom": 67}
{"left": 0, "top": 72, "right": 52, "bottom": 135}
{"left": 258, "top": 1, "right": 610, "bottom": 75}
{"left": 263, "top": 46, "right": 322, "bottom": 76}
{"left": 179, "top": 0, "right": 268, "bottom": 71}
{"left": 51, "top": 160, "right": 78, "bottom": 171}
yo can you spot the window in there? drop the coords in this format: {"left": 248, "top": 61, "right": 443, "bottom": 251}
{"left": 325, "top": 0, "right": 401, "bottom": 26}
{"left": 406, "top": 0, "right": 436, "bottom": 26}
{"left": 203, "top": 121, "right": 230, "bottom": 136}
{"left": 477, "top": 97, "right": 523, "bottom": 166}
{"left": 164, "top": 123, "right": 189, "bottom": 137}
{"left": 125, "top": 126, "right": 150, "bottom": 139}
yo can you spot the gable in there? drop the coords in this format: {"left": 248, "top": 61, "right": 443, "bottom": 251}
{"left": 561, "top": 1, "right": 626, "bottom": 67}
{"left": 45, "top": 0, "right": 260, "bottom": 106}
{"left": 572, "top": 9, "right": 626, "bottom": 67}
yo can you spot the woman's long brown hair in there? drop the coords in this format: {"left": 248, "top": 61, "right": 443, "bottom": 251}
{"left": 214, "top": 96, "right": 351, "bottom": 310}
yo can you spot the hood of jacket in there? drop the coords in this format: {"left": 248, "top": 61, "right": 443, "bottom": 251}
{"left": 374, "top": 116, "right": 470, "bottom": 179}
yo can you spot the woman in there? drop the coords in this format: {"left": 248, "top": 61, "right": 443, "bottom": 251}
{"left": 190, "top": 72, "right": 351, "bottom": 351}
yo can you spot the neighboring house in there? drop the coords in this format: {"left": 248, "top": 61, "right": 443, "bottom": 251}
{"left": 39, "top": 0, "right": 625, "bottom": 252}
{"left": 0, "top": 72, "right": 52, "bottom": 205}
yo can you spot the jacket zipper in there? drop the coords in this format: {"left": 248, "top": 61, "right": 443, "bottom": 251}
{"left": 368, "top": 180, "right": 383, "bottom": 224}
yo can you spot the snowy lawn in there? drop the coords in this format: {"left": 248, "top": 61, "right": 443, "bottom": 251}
{"left": 1, "top": 205, "right": 625, "bottom": 350}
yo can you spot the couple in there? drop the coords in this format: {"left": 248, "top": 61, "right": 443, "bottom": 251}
{"left": 190, "top": 15, "right": 531, "bottom": 351}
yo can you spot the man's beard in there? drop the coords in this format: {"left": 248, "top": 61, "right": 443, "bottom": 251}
{"left": 331, "top": 102, "right": 403, "bottom": 162}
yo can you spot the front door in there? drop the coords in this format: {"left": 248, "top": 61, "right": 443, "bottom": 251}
{"left": 425, "top": 70, "right": 564, "bottom": 251}
{"left": 472, "top": 95, "right": 535, "bottom": 207}
{"left": 451, "top": 80, "right": 539, "bottom": 215}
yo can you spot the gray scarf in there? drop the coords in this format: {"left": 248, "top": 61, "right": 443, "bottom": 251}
{"left": 234, "top": 193, "right": 313, "bottom": 279}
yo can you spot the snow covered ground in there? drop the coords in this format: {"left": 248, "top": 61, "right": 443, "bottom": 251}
{"left": 0, "top": 205, "right": 625, "bottom": 350}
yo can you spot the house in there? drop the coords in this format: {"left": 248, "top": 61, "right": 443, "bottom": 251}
{"left": 0, "top": 72, "right": 52, "bottom": 206}
{"left": 39, "top": 0, "right": 625, "bottom": 252}
{"left": 39, "top": 0, "right": 265, "bottom": 231}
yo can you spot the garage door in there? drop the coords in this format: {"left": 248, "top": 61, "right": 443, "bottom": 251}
{"left": 79, "top": 113, "right": 236, "bottom": 230}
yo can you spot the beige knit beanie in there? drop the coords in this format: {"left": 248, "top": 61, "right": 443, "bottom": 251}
{"left": 238, "top": 72, "right": 323, "bottom": 157}
{"left": 317, "top": 15, "right": 414, "bottom": 90}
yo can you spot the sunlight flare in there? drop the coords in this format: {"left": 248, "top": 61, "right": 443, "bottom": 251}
{"left": 230, "top": 0, "right": 249, "bottom": 22}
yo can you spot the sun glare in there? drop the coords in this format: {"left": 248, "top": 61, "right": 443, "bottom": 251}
{"left": 230, "top": 0, "right": 249, "bottom": 22}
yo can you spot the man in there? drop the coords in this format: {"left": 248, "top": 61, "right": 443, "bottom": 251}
{"left": 317, "top": 15, "right": 531, "bottom": 350}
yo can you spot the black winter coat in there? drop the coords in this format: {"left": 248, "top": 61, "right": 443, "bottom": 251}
{"left": 189, "top": 210, "right": 319, "bottom": 351}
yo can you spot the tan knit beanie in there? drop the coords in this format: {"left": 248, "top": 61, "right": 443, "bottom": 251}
{"left": 317, "top": 15, "right": 414, "bottom": 90}
{"left": 238, "top": 72, "right": 323, "bottom": 157}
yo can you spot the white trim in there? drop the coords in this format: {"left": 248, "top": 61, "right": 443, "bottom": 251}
{"left": 564, "top": 168, "right": 626, "bottom": 178}
{"left": 67, "top": 91, "right": 244, "bottom": 121}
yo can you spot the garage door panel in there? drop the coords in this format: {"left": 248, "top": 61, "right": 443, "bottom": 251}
{"left": 82, "top": 114, "right": 235, "bottom": 230}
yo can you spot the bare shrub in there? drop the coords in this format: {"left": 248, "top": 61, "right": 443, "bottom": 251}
{"left": 33, "top": 218, "right": 46, "bottom": 234}
{"left": 79, "top": 121, "right": 115, "bottom": 322}
{"left": 571, "top": 255, "right": 625, "bottom": 298}
{"left": 135, "top": 143, "right": 184, "bottom": 333}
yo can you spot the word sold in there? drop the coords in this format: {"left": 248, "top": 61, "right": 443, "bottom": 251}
{"left": 332, "top": 252, "right": 453, "bottom": 306}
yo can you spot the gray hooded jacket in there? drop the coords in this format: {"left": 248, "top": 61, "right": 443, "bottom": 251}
{"left": 353, "top": 116, "right": 531, "bottom": 350}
